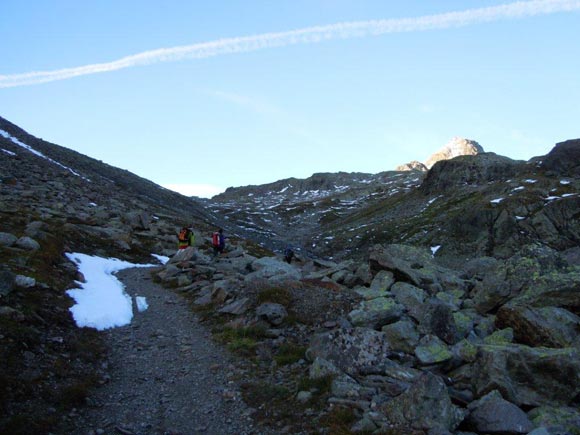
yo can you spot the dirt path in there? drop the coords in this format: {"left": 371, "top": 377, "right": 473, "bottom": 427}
{"left": 61, "top": 267, "right": 273, "bottom": 435}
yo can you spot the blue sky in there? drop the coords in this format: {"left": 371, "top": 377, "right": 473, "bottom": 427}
{"left": 1, "top": 1, "right": 579, "bottom": 197}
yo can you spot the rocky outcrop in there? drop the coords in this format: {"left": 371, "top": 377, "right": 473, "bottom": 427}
{"left": 425, "top": 137, "right": 484, "bottom": 169}
{"left": 395, "top": 160, "right": 428, "bottom": 172}
{"left": 541, "top": 138, "right": 580, "bottom": 177}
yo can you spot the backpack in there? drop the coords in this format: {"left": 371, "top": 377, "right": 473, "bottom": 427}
{"left": 178, "top": 228, "right": 190, "bottom": 242}
{"left": 212, "top": 232, "right": 220, "bottom": 247}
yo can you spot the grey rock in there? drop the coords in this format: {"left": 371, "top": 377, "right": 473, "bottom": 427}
{"left": 381, "top": 319, "right": 420, "bottom": 354}
{"left": 347, "top": 296, "right": 404, "bottom": 329}
{"left": 369, "top": 270, "right": 395, "bottom": 292}
{"left": 420, "top": 298, "right": 460, "bottom": 345}
{"left": 541, "top": 139, "right": 580, "bottom": 177}
{"left": 0, "top": 232, "right": 17, "bottom": 247}
{"left": 379, "top": 372, "right": 466, "bottom": 431}
{"left": 466, "top": 390, "right": 534, "bottom": 434}
{"left": 307, "top": 327, "right": 392, "bottom": 376}
{"left": 414, "top": 335, "right": 453, "bottom": 365}
{"left": 15, "top": 275, "right": 36, "bottom": 288}
{"left": 0, "top": 268, "right": 15, "bottom": 297}
{"left": 255, "top": 303, "right": 288, "bottom": 326}
{"left": 15, "top": 236, "right": 40, "bottom": 250}
{"left": 473, "top": 344, "right": 580, "bottom": 407}
{"left": 218, "top": 298, "right": 250, "bottom": 315}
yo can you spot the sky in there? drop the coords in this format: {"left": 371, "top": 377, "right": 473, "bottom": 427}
{"left": 65, "top": 252, "right": 167, "bottom": 330}
{"left": 1, "top": 1, "right": 579, "bottom": 197}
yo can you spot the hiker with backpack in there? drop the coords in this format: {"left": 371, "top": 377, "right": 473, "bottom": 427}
{"left": 284, "top": 245, "right": 295, "bottom": 264}
{"left": 177, "top": 226, "right": 195, "bottom": 250}
{"left": 212, "top": 228, "right": 225, "bottom": 256}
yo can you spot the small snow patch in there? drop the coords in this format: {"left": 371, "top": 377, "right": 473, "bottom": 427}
{"left": 2, "top": 148, "right": 16, "bottom": 156}
{"left": 516, "top": 216, "right": 526, "bottom": 220}
{"left": 490, "top": 198, "right": 504, "bottom": 204}
{"left": 524, "top": 179, "right": 537, "bottom": 184}
{"left": 560, "top": 180, "right": 571, "bottom": 185}
{"left": 151, "top": 254, "right": 170, "bottom": 265}
{"left": 135, "top": 296, "right": 149, "bottom": 312}
{"left": 512, "top": 186, "right": 525, "bottom": 191}
{"left": 431, "top": 245, "right": 441, "bottom": 256}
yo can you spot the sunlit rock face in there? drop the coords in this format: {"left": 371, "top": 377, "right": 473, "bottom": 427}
{"left": 425, "top": 137, "right": 484, "bottom": 169}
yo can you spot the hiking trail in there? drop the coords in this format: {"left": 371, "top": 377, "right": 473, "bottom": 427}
{"left": 60, "top": 267, "right": 273, "bottom": 435}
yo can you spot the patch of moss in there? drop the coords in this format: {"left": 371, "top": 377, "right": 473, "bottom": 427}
{"left": 274, "top": 343, "right": 306, "bottom": 366}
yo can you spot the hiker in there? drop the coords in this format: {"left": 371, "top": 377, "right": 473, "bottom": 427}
{"left": 284, "top": 246, "right": 294, "bottom": 264}
{"left": 177, "top": 226, "right": 195, "bottom": 250}
{"left": 212, "top": 228, "right": 225, "bottom": 256}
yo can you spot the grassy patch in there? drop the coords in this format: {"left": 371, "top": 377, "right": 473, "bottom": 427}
{"left": 214, "top": 325, "right": 267, "bottom": 357}
{"left": 319, "top": 406, "right": 359, "bottom": 435}
{"left": 257, "top": 286, "right": 293, "bottom": 307}
{"left": 274, "top": 343, "right": 306, "bottom": 366}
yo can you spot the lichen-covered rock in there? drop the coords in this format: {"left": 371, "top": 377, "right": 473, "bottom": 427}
{"left": 308, "top": 357, "right": 342, "bottom": 379}
{"left": 369, "top": 244, "right": 465, "bottom": 294}
{"left": 15, "top": 275, "right": 36, "bottom": 288}
{"left": 496, "top": 305, "right": 580, "bottom": 348}
{"left": 414, "top": 335, "right": 453, "bottom": 365}
{"left": 347, "top": 296, "right": 404, "bottom": 329}
{"left": 379, "top": 372, "right": 466, "bottom": 431}
{"left": 245, "top": 257, "right": 301, "bottom": 283}
{"left": 419, "top": 299, "right": 460, "bottom": 345}
{"left": 391, "top": 281, "right": 427, "bottom": 321}
{"left": 528, "top": 405, "right": 580, "bottom": 435}
{"left": 307, "top": 327, "right": 392, "bottom": 376}
{"left": 369, "top": 270, "right": 395, "bottom": 292}
{"left": 381, "top": 319, "right": 420, "bottom": 354}
{"left": 472, "top": 344, "right": 580, "bottom": 407}
{"left": 218, "top": 297, "right": 250, "bottom": 315}
{"left": 465, "top": 390, "right": 534, "bottom": 434}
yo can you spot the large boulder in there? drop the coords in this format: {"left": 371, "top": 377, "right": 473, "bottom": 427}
{"left": 419, "top": 298, "right": 460, "bottom": 345}
{"left": 369, "top": 244, "right": 465, "bottom": 293}
{"left": 245, "top": 257, "right": 301, "bottom": 283}
{"left": 465, "top": 390, "right": 534, "bottom": 434}
{"left": 307, "top": 327, "right": 392, "bottom": 376}
{"left": 496, "top": 305, "right": 580, "bottom": 348}
{"left": 255, "top": 303, "right": 288, "bottom": 326}
{"left": 379, "top": 372, "right": 466, "bottom": 432}
{"left": 15, "top": 236, "right": 40, "bottom": 251}
{"left": 381, "top": 319, "right": 420, "bottom": 354}
{"left": 347, "top": 296, "right": 404, "bottom": 329}
{"left": 472, "top": 344, "right": 580, "bottom": 407}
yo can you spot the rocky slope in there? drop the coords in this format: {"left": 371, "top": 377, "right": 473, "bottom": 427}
{"left": 1, "top": 115, "right": 580, "bottom": 434}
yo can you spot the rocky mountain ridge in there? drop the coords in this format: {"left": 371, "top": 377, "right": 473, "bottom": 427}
{"left": 1, "top": 115, "right": 580, "bottom": 434}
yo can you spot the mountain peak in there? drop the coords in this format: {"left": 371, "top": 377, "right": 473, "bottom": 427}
{"left": 424, "top": 137, "right": 484, "bottom": 169}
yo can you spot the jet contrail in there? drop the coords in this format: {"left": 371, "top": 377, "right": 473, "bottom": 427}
{"left": 1, "top": 0, "right": 579, "bottom": 88}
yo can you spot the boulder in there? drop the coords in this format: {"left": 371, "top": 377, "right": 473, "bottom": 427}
{"left": 528, "top": 406, "right": 580, "bottom": 435}
{"left": 15, "top": 236, "right": 40, "bottom": 251}
{"left": 472, "top": 344, "right": 580, "bottom": 407}
{"left": 15, "top": 275, "right": 36, "bottom": 288}
{"left": 379, "top": 372, "right": 466, "bottom": 431}
{"left": 419, "top": 299, "right": 460, "bottom": 345}
{"left": 256, "top": 303, "right": 288, "bottom": 326}
{"left": 245, "top": 257, "right": 301, "bottom": 283}
{"left": 369, "top": 244, "right": 465, "bottom": 293}
{"left": 0, "top": 232, "right": 17, "bottom": 247}
{"left": 123, "top": 211, "right": 151, "bottom": 230}
{"left": 496, "top": 305, "right": 580, "bottom": 348}
{"left": 0, "top": 268, "right": 15, "bottom": 297}
{"left": 218, "top": 297, "right": 251, "bottom": 315}
{"left": 414, "top": 335, "right": 453, "bottom": 365}
{"left": 347, "top": 296, "right": 404, "bottom": 329}
{"left": 307, "top": 327, "right": 392, "bottom": 376}
{"left": 381, "top": 319, "right": 420, "bottom": 354}
{"left": 465, "top": 390, "right": 534, "bottom": 434}
{"left": 391, "top": 281, "right": 427, "bottom": 321}
{"left": 370, "top": 270, "right": 395, "bottom": 292}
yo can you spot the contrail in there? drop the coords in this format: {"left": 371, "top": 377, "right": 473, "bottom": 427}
{"left": 1, "top": 0, "right": 579, "bottom": 88}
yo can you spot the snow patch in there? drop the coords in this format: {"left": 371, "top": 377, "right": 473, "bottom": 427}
{"left": 151, "top": 254, "right": 170, "bottom": 264}
{"left": 490, "top": 198, "right": 504, "bottom": 204}
{"left": 524, "top": 179, "right": 537, "bottom": 184}
{"left": 65, "top": 253, "right": 155, "bottom": 330}
{"left": 1, "top": 148, "right": 16, "bottom": 156}
{"left": 0, "top": 129, "right": 89, "bottom": 180}
{"left": 560, "top": 180, "right": 571, "bottom": 185}
{"left": 135, "top": 296, "right": 149, "bottom": 312}
{"left": 431, "top": 245, "right": 441, "bottom": 256}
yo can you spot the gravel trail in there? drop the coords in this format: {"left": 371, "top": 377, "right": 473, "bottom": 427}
{"left": 62, "top": 266, "right": 271, "bottom": 435}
